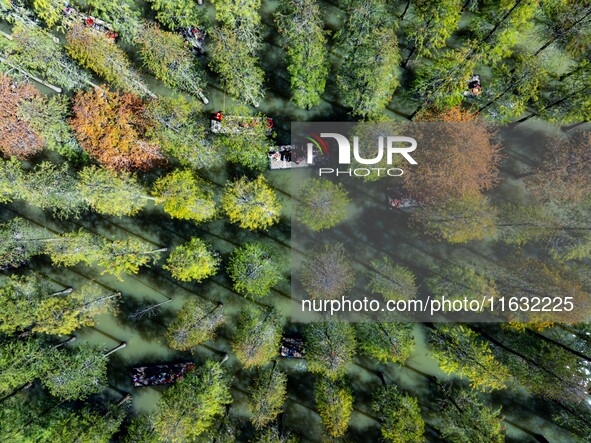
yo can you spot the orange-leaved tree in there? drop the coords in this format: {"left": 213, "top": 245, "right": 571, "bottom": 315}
{"left": 70, "top": 87, "right": 165, "bottom": 171}
{"left": 0, "top": 75, "right": 44, "bottom": 159}
{"left": 404, "top": 106, "right": 502, "bottom": 204}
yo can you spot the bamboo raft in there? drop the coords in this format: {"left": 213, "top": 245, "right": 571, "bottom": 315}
{"left": 210, "top": 112, "right": 274, "bottom": 135}
{"left": 131, "top": 362, "right": 195, "bottom": 387}
{"left": 280, "top": 336, "right": 304, "bottom": 358}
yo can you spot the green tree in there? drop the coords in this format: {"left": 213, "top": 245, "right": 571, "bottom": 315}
{"left": 44, "top": 230, "right": 103, "bottom": 267}
{"left": 145, "top": 96, "right": 222, "bottom": 170}
{"left": 248, "top": 365, "right": 288, "bottom": 429}
{"left": 17, "top": 161, "right": 86, "bottom": 218}
{"left": 4, "top": 23, "right": 91, "bottom": 90}
{"left": 367, "top": 256, "right": 417, "bottom": 301}
{"left": 304, "top": 322, "right": 357, "bottom": 379}
{"left": 428, "top": 324, "right": 510, "bottom": 392}
{"left": 66, "top": 24, "right": 150, "bottom": 96}
{"left": 209, "top": 0, "right": 265, "bottom": 106}
{"left": 412, "top": 195, "right": 498, "bottom": 243}
{"left": 0, "top": 217, "right": 47, "bottom": 268}
{"left": 149, "top": 0, "right": 204, "bottom": 29}
{"left": 401, "top": 0, "right": 462, "bottom": 65}
{"left": 334, "top": 0, "right": 401, "bottom": 118}
{"left": 221, "top": 176, "right": 281, "bottom": 230}
{"left": 165, "top": 299, "right": 224, "bottom": 351}
{"left": 153, "top": 170, "right": 217, "bottom": 223}
{"left": 32, "top": 0, "right": 65, "bottom": 27}
{"left": 275, "top": 0, "right": 328, "bottom": 109}
{"left": 136, "top": 23, "right": 205, "bottom": 96}
{"left": 228, "top": 242, "right": 283, "bottom": 298}
{"left": 17, "top": 94, "right": 85, "bottom": 161}
{"left": 295, "top": 179, "right": 350, "bottom": 231}
{"left": 0, "top": 336, "right": 57, "bottom": 395}
{"left": 43, "top": 343, "right": 108, "bottom": 400}
{"left": 437, "top": 387, "right": 505, "bottom": 443}
{"left": 86, "top": 0, "right": 142, "bottom": 43}
{"left": 95, "top": 237, "right": 167, "bottom": 280}
{"left": 212, "top": 106, "right": 274, "bottom": 170}
{"left": 78, "top": 165, "right": 149, "bottom": 216}
{"left": 251, "top": 426, "right": 299, "bottom": 443}
{"left": 153, "top": 360, "right": 233, "bottom": 441}
{"left": 164, "top": 238, "right": 220, "bottom": 282}
{"left": 232, "top": 306, "right": 284, "bottom": 368}
{"left": 315, "top": 377, "right": 354, "bottom": 438}
{"left": 372, "top": 385, "right": 425, "bottom": 443}
{"left": 300, "top": 243, "right": 355, "bottom": 300}
{"left": 426, "top": 264, "right": 497, "bottom": 309}
{"left": 355, "top": 322, "right": 415, "bottom": 364}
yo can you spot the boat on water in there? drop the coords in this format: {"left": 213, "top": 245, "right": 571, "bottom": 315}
{"left": 62, "top": 3, "right": 118, "bottom": 40}
{"left": 131, "top": 362, "right": 195, "bottom": 387}
{"left": 280, "top": 336, "right": 304, "bottom": 358}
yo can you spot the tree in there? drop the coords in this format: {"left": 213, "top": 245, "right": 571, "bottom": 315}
{"left": 44, "top": 230, "right": 103, "bottom": 267}
{"left": 0, "top": 273, "right": 118, "bottom": 336}
{"left": 17, "top": 161, "right": 86, "bottom": 218}
{"left": 248, "top": 366, "right": 288, "bottom": 429}
{"left": 164, "top": 238, "right": 220, "bottom": 282}
{"left": 401, "top": 0, "right": 462, "bottom": 65}
{"left": 355, "top": 322, "right": 415, "bottom": 364}
{"left": 0, "top": 75, "right": 44, "bottom": 159}
{"left": 66, "top": 24, "right": 150, "bottom": 95}
{"left": 300, "top": 243, "right": 355, "bottom": 300}
{"left": 78, "top": 165, "right": 149, "bottom": 216}
{"left": 228, "top": 242, "right": 283, "bottom": 298}
{"left": 136, "top": 23, "right": 205, "bottom": 96}
{"left": 0, "top": 217, "right": 47, "bottom": 269}
{"left": 295, "top": 179, "right": 350, "bottom": 231}
{"left": 275, "top": 0, "right": 328, "bottom": 109}
{"left": 153, "top": 360, "right": 233, "bottom": 442}
{"left": 165, "top": 299, "right": 224, "bottom": 351}
{"left": 524, "top": 132, "right": 591, "bottom": 204}
{"left": 32, "top": 0, "right": 65, "bottom": 27}
{"left": 85, "top": 0, "right": 142, "bottom": 43}
{"left": 428, "top": 324, "right": 510, "bottom": 392}
{"left": 16, "top": 93, "right": 85, "bottom": 161}
{"left": 367, "top": 256, "right": 417, "bottom": 301}
{"left": 426, "top": 264, "right": 497, "bottom": 309}
{"left": 251, "top": 426, "right": 299, "bottom": 443}
{"left": 209, "top": 0, "right": 265, "bottom": 106}
{"left": 304, "top": 322, "right": 357, "bottom": 379}
{"left": 334, "top": 0, "right": 401, "bottom": 118}
{"left": 145, "top": 96, "right": 222, "bottom": 170}
{"left": 94, "top": 237, "right": 166, "bottom": 280}
{"left": 152, "top": 170, "right": 217, "bottom": 223}
{"left": 43, "top": 343, "right": 108, "bottom": 401}
{"left": 149, "top": 0, "right": 205, "bottom": 30}
{"left": 232, "top": 306, "right": 284, "bottom": 368}
{"left": 70, "top": 88, "right": 165, "bottom": 171}
{"left": 221, "top": 176, "right": 281, "bottom": 230}
{"left": 5, "top": 23, "right": 91, "bottom": 90}
{"left": 315, "top": 377, "right": 353, "bottom": 438}
{"left": 404, "top": 108, "right": 501, "bottom": 203}
{"left": 0, "top": 337, "right": 57, "bottom": 395}
{"left": 436, "top": 387, "right": 505, "bottom": 443}
{"left": 372, "top": 385, "right": 425, "bottom": 443}
{"left": 42, "top": 405, "right": 125, "bottom": 442}
{"left": 411, "top": 195, "right": 498, "bottom": 243}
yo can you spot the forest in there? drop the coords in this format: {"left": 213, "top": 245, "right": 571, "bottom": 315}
{"left": 0, "top": 0, "right": 590, "bottom": 441}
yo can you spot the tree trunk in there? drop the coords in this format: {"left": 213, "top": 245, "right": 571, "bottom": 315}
{"left": 104, "top": 342, "right": 127, "bottom": 357}
{"left": 400, "top": 0, "right": 412, "bottom": 20}
{"left": 0, "top": 382, "right": 32, "bottom": 403}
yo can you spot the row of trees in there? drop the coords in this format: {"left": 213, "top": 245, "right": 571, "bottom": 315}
{"left": 0, "top": 158, "right": 282, "bottom": 231}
